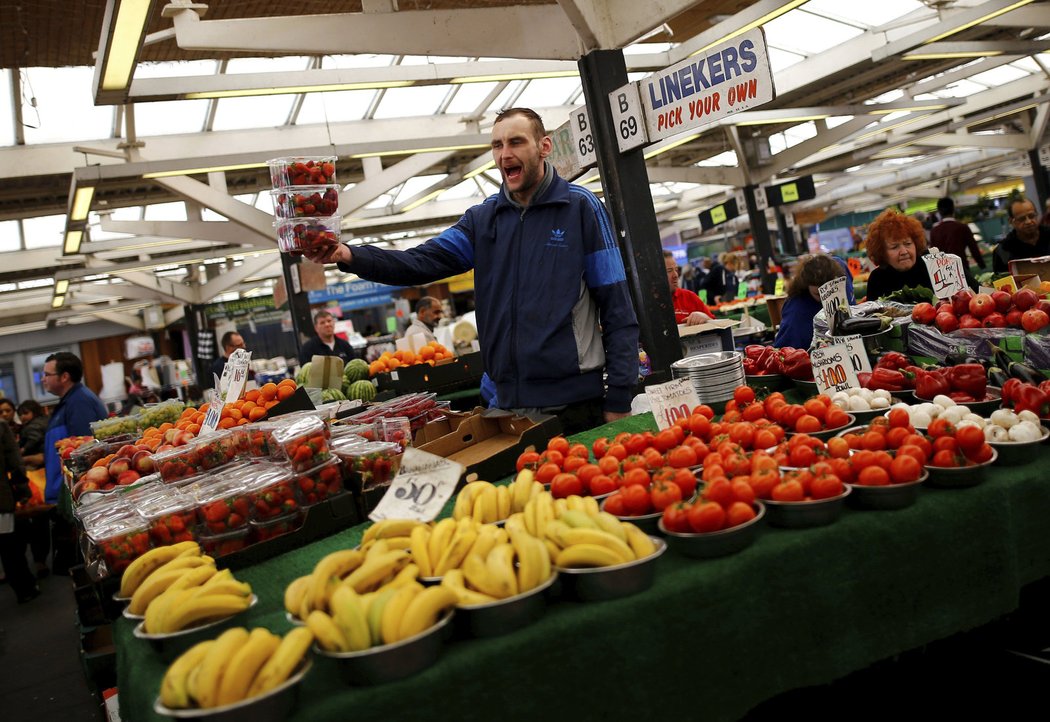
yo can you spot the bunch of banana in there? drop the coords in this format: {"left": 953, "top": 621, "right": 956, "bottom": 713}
{"left": 159, "top": 626, "right": 313, "bottom": 710}
{"left": 359, "top": 518, "right": 430, "bottom": 553}
{"left": 408, "top": 516, "right": 514, "bottom": 578}
{"left": 441, "top": 529, "right": 552, "bottom": 605}
{"left": 284, "top": 541, "right": 416, "bottom": 622}
{"left": 118, "top": 540, "right": 202, "bottom": 598}
{"left": 542, "top": 503, "right": 656, "bottom": 568}
{"left": 451, "top": 469, "right": 545, "bottom": 524}
{"left": 307, "top": 582, "right": 458, "bottom": 652}
{"left": 141, "top": 567, "right": 254, "bottom": 634}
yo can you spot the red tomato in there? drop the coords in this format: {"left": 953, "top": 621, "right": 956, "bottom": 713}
{"left": 862, "top": 431, "right": 887, "bottom": 451}
{"left": 730, "top": 479, "right": 756, "bottom": 505}
{"left": 592, "top": 437, "right": 610, "bottom": 459}
{"left": 563, "top": 455, "right": 587, "bottom": 473}
{"left": 887, "top": 408, "right": 910, "bottom": 429}
{"left": 622, "top": 467, "right": 651, "bottom": 489}
{"left": 667, "top": 445, "right": 698, "bottom": 469}
{"left": 567, "top": 443, "right": 590, "bottom": 459}
{"left": 693, "top": 404, "right": 715, "bottom": 420}
{"left": 687, "top": 501, "right": 726, "bottom": 533}
{"left": 622, "top": 455, "right": 648, "bottom": 473}
{"left": 605, "top": 443, "right": 627, "bottom": 461}
{"left": 932, "top": 436, "right": 958, "bottom": 454}
{"left": 550, "top": 473, "right": 583, "bottom": 498}
{"left": 733, "top": 386, "right": 756, "bottom": 406}
{"left": 535, "top": 462, "right": 560, "bottom": 485}
{"left": 670, "top": 468, "right": 698, "bottom": 499}
{"left": 788, "top": 444, "right": 817, "bottom": 469}
{"left": 928, "top": 418, "right": 956, "bottom": 439}
{"left": 650, "top": 480, "right": 683, "bottom": 511}
{"left": 547, "top": 436, "right": 570, "bottom": 456}
{"left": 538, "top": 450, "right": 564, "bottom": 467}
{"left": 603, "top": 492, "right": 627, "bottom": 516}
{"left": 771, "top": 479, "right": 805, "bottom": 502}
{"left": 626, "top": 434, "right": 649, "bottom": 456}
{"left": 889, "top": 454, "right": 921, "bottom": 484}
{"left": 597, "top": 455, "right": 621, "bottom": 476}
{"left": 896, "top": 444, "right": 928, "bottom": 465}
{"left": 965, "top": 443, "right": 994, "bottom": 464}
{"left": 516, "top": 451, "right": 540, "bottom": 472}
{"left": 955, "top": 425, "right": 984, "bottom": 453}
{"left": 728, "top": 422, "right": 756, "bottom": 449}
{"left": 702, "top": 477, "right": 734, "bottom": 506}
{"left": 810, "top": 473, "right": 844, "bottom": 498}
{"left": 688, "top": 414, "right": 712, "bottom": 439}
{"left": 931, "top": 449, "right": 960, "bottom": 467}
{"left": 748, "top": 467, "right": 780, "bottom": 500}
{"left": 621, "top": 484, "right": 652, "bottom": 516}
{"left": 588, "top": 474, "right": 618, "bottom": 497}
{"left": 661, "top": 501, "right": 692, "bottom": 533}
{"left": 825, "top": 408, "right": 851, "bottom": 429}
{"left": 725, "top": 501, "right": 757, "bottom": 527}
{"left": 654, "top": 429, "right": 678, "bottom": 453}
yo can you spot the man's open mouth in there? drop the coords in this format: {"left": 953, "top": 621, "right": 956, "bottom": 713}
{"left": 504, "top": 165, "right": 522, "bottom": 182}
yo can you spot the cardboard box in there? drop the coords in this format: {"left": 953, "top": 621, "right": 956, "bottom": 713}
{"left": 376, "top": 351, "right": 484, "bottom": 394}
{"left": 417, "top": 409, "right": 558, "bottom": 484}
{"left": 678, "top": 318, "right": 738, "bottom": 357}
{"left": 1008, "top": 256, "right": 1050, "bottom": 283}
{"left": 308, "top": 355, "right": 344, "bottom": 389}
{"left": 412, "top": 408, "right": 479, "bottom": 446}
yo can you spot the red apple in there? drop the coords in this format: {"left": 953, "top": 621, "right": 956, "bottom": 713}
{"left": 108, "top": 457, "right": 131, "bottom": 477}
{"left": 959, "top": 315, "right": 982, "bottom": 329}
{"left": 982, "top": 312, "right": 1006, "bottom": 328}
{"left": 71, "top": 479, "right": 101, "bottom": 500}
{"left": 951, "top": 289, "right": 975, "bottom": 316}
{"left": 117, "top": 444, "right": 138, "bottom": 459}
{"left": 911, "top": 302, "right": 937, "bottom": 325}
{"left": 968, "top": 293, "right": 995, "bottom": 319}
{"left": 936, "top": 311, "right": 960, "bottom": 333}
{"left": 81, "top": 466, "right": 111, "bottom": 485}
{"left": 1014, "top": 288, "right": 1039, "bottom": 311}
{"left": 132, "top": 450, "right": 155, "bottom": 474}
{"left": 991, "top": 290, "right": 1012, "bottom": 313}
{"left": 1037, "top": 300, "right": 1050, "bottom": 316}
{"left": 116, "top": 470, "right": 141, "bottom": 486}
{"left": 1021, "top": 308, "right": 1050, "bottom": 333}
{"left": 1006, "top": 309, "right": 1024, "bottom": 327}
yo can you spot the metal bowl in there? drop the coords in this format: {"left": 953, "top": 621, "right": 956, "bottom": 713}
{"left": 914, "top": 387, "right": 1003, "bottom": 418}
{"left": 123, "top": 606, "right": 145, "bottom": 622}
{"left": 598, "top": 501, "right": 662, "bottom": 534}
{"left": 658, "top": 502, "right": 765, "bottom": 559}
{"left": 792, "top": 378, "right": 818, "bottom": 397}
{"left": 762, "top": 487, "right": 851, "bottom": 528}
{"left": 847, "top": 470, "right": 928, "bottom": 510}
{"left": 154, "top": 659, "right": 311, "bottom": 721}
{"left": 313, "top": 610, "right": 453, "bottom": 685}
{"left": 133, "top": 595, "right": 258, "bottom": 660}
{"left": 284, "top": 611, "right": 305, "bottom": 627}
{"left": 889, "top": 389, "right": 916, "bottom": 405}
{"left": 112, "top": 592, "right": 131, "bottom": 604}
{"left": 924, "top": 447, "right": 998, "bottom": 488}
{"left": 555, "top": 536, "right": 666, "bottom": 602}
{"left": 454, "top": 572, "right": 558, "bottom": 638}
{"left": 789, "top": 414, "right": 856, "bottom": 442}
{"left": 988, "top": 426, "right": 1050, "bottom": 466}
{"left": 745, "top": 374, "right": 789, "bottom": 392}
{"left": 845, "top": 407, "right": 889, "bottom": 426}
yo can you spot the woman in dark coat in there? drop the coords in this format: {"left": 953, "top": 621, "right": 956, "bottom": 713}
{"left": 17, "top": 399, "right": 52, "bottom": 578}
{"left": 0, "top": 420, "right": 37, "bottom": 603}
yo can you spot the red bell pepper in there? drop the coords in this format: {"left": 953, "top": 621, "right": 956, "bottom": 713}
{"left": 780, "top": 348, "right": 812, "bottom": 380}
{"left": 744, "top": 345, "right": 766, "bottom": 362}
{"left": 1015, "top": 384, "right": 1050, "bottom": 417}
{"left": 901, "top": 365, "right": 924, "bottom": 390}
{"left": 916, "top": 369, "right": 951, "bottom": 399}
{"left": 1039, "top": 380, "right": 1050, "bottom": 397}
{"left": 1001, "top": 378, "right": 1023, "bottom": 408}
{"left": 743, "top": 358, "right": 760, "bottom": 375}
{"left": 875, "top": 351, "right": 911, "bottom": 372}
{"left": 947, "top": 364, "right": 987, "bottom": 400}
{"left": 867, "top": 367, "right": 905, "bottom": 392}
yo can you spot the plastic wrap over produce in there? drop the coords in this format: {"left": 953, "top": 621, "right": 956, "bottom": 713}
{"left": 812, "top": 301, "right": 912, "bottom": 339}
{"left": 906, "top": 323, "right": 1023, "bottom": 363}
{"left": 1022, "top": 334, "right": 1050, "bottom": 371}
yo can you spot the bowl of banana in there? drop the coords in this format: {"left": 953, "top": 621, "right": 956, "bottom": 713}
{"left": 133, "top": 595, "right": 258, "bottom": 659}
{"left": 154, "top": 626, "right": 313, "bottom": 721}
{"left": 551, "top": 519, "right": 667, "bottom": 602}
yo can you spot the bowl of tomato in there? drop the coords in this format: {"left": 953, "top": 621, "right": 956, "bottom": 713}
{"left": 658, "top": 501, "right": 765, "bottom": 558}
{"left": 847, "top": 469, "right": 928, "bottom": 510}
{"left": 761, "top": 468, "right": 851, "bottom": 528}
{"left": 923, "top": 446, "right": 997, "bottom": 488}
{"left": 786, "top": 413, "right": 856, "bottom": 442}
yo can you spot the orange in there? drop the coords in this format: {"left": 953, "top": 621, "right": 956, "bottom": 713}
{"left": 228, "top": 408, "right": 242, "bottom": 421}
{"left": 244, "top": 389, "right": 261, "bottom": 403}
{"left": 387, "top": 358, "right": 401, "bottom": 369}
{"left": 186, "top": 423, "right": 201, "bottom": 435}
{"left": 400, "top": 350, "right": 416, "bottom": 365}
{"left": 277, "top": 384, "right": 295, "bottom": 401}
{"left": 260, "top": 382, "right": 278, "bottom": 400}
{"left": 419, "top": 345, "right": 435, "bottom": 360}
{"left": 266, "top": 399, "right": 279, "bottom": 409}
{"left": 218, "top": 417, "right": 235, "bottom": 429}
{"left": 249, "top": 407, "right": 267, "bottom": 421}
{"left": 237, "top": 418, "right": 249, "bottom": 425}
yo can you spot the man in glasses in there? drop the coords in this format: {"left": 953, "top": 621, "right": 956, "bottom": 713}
{"left": 993, "top": 197, "right": 1050, "bottom": 272}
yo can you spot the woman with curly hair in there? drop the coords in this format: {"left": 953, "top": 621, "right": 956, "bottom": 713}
{"left": 864, "top": 208, "right": 933, "bottom": 301}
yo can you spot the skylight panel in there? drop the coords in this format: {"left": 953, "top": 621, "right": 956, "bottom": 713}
{"left": 763, "top": 11, "right": 863, "bottom": 55}
{"left": 372, "top": 85, "right": 455, "bottom": 119}
{"left": 444, "top": 82, "right": 502, "bottom": 114}
{"left": 212, "top": 95, "right": 296, "bottom": 131}
{"left": 803, "top": 0, "right": 924, "bottom": 29}
{"left": 394, "top": 174, "right": 449, "bottom": 205}
{"left": 766, "top": 47, "right": 806, "bottom": 73}
{"left": 143, "top": 202, "right": 187, "bottom": 221}
{"left": 135, "top": 60, "right": 219, "bottom": 78}
{"left": 918, "top": 79, "right": 986, "bottom": 99}
{"left": 134, "top": 99, "right": 210, "bottom": 136}
{"left": 514, "top": 78, "right": 581, "bottom": 110}
{"left": 967, "top": 65, "right": 1028, "bottom": 87}
{"left": 225, "top": 56, "right": 313, "bottom": 74}
{"left": 0, "top": 220, "right": 20, "bottom": 252}
{"left": 20, "top": 67, "right": 113, "bottom": 145}
{"left": 826, "top": 116, "right": 855, "bottom": 128}
{"left": 0, "top": 70, "right": 13, "bottom": 146}
{"left": 697, "top": 151, "right": 737, "bottom": 167}
{"left": 298, "top": 89, "right": 376, "bottom": 124}
{"left": 22, "top": 214, "right": 63, "bottom": 249}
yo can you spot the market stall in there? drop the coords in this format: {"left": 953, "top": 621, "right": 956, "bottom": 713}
{"left": 109, "top": 411, "right": 1050, "bottom": 722}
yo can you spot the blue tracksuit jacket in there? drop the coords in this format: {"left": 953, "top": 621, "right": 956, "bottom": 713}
{"left": 341, "top": 170, "right": 639, "bottom": 412}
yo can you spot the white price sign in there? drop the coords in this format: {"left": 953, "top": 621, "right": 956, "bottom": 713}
{"left": 369, "top": 447, "right": 464, "bottom": 522}
{"left": 202, "top": 349, "right": 252, "bottom": 435}
{"left": 923, "top": 252, "right": 967, "bottom": 300}
{"left": 838, "top": 334, "right": 871, "bottom": 375}
{"left": 818, "top": 276, "right": 850, "bottom": 333}
{"left": 645, "top": 378, "right": 701, "bottom": 430}
{"left": 609, "top": 83, "right": 648, "bottom": 153}
{"left": 811, "top": 343, "right": 861, "bottom": 395}
{"left": 569, "top": 105, "right": 597, "bottom": 170}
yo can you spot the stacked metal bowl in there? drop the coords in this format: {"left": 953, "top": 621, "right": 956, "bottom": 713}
{"left": 671, "top": 351, "right": 745, "bottom": 405}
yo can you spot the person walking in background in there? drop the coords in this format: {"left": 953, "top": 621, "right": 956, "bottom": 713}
{"left": 41, "top": 352, "right": 107, "bottom": 574}
{"left": 299, "top": 310, "right": 357, "bottom": 365}
{"left": 17, "top": 399, "right": 52, "bottom": 579}
{"left": 0, "top": 419, "right": 36, "bottom": 603}
{"left": 1041, "top": 198, "right": 1050, "bottom": 227}
{"left": 0, "top": 399, "right": 18, "bottom": 438}
{"left": 704, "top": 252, "right": 741, "bottom": 304}
{"left": 302, "top": 107, "right": 638, "bottom": 434}
{"left": 405, "top": 297, "right": 443, "bottom": 345}
{"left": 930, "top": 197, "right": 984, "bottom": 289}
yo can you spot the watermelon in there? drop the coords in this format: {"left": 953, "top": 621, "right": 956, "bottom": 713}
{"left": 344, "top": 358, "right": 369, "bottom": 383}
{"left": 346, "top": 379, "right": 376, "bottom": 402}
{"left": 296, "top": 362, "right": 312, "bottom": 386}
{"left": 321, "top": 387, "right": 346, "bottom": 403}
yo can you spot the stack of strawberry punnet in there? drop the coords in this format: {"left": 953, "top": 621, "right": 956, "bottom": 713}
{"left": 268, "top": 157, "right": 341, "bottom": 254}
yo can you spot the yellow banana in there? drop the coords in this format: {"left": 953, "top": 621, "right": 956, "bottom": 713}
{"left": 144, "top": 587, "right": 195, "bottom": 634}
{"left": 380, "top": 582, "right": 424, "bottom": 645}
{"left": 284, "top": 576, "right": 311, "bottom": 618}
{"left": 366, "top": 587, "right": 397, "bottom": 647}
{"left": 504, "top": 512, "right": 527, "bottom": 535}
{"left": 374, "top": 518, "right": 426, "bottom": 540}
{"left": 215, "top": 627, "right": 281, "bottom": 706}
{"left": 529, "top": 480, "right": 544, "bottom": 501}
{"left": 594, "top": 512, "right": 628, "bottom": 541}
{"left": 248, "top": 627, "right": 314, "bottom": 697}
{"left": 523, "top": 498, "right": 539, "bottom": 536}
{"left": 534, "top": 492, "right": 555, "bottom": 538}
{"left": 377, "top": 535, "right": 413, "bottom": 551}
{"left": 307, "top": 610, "right": 348, "bottom": 652}
{"left": 559, "top": 509, "right": 599, "bottom": 530}
{"left": 168, "top": 564, "right": 219, "bottom": 593}
{"left": 496, "top": 484, "right": 512, "bottom": 520}
{"left": 510, "top": 529, "right": 544, "bottom": 592}
{"left": 341, "top": 549, "right": 411, "bottom": 594}
{"left": 472, "top": 484, "right": 498, "bottom": 524}
{"left": 511, "top": 468, "right": 535, "bottom": 513}
{"left": 432, "top": 519, "right": 478, "bottom": 576}
{"left": 330, "top": 586, "right": 372, "bottom": 652}
{"left": 543, "top": 539, "right": 561, "bottom": 562}
{"left": 485, "top": 543, "right": 519, "bottom": 598}
{"left": 565, "top": 495, "right": 585, "bottom": 513}
{"left": 409, "top": 524, "right": 433, "bottom": 577}
{"left": 441, "top": 571, "right": 500, "bottom": 606}
{"left": 160, "top": 640, "right": 214, "bottom": 709}
{"left": 308, "top": 549, "right": 365, "bottom": 612}
{"left": 160, "top": 593, "right": 253, "bottom": 634}
{"left": 194, "top": 626, "right": 250, "bottom": 708}
{"left": 581, "top": 496, "right": 601, "bottom": 516}
{"left": 467, "top": 524, "right": 500, "bottom": 562}
{"left": 623, "top": 523, "right": 657, "bottom": 559}
{"left": 193, "top": 577, "right": 252, "bottom": 599}
{"left": 361, "top": 538, "right": 389, "bottom": 557}
{"left": 427, "top": 518, "right": 456, "bottom": 567}
{"left": 130, "top": 563, "right": 212, "bottom": 616}
{"left": 397, "top": 585, "right": 458, "bottom": 640}
{"left": 118, "top": 541, "right": 200, "bottom": 597}
{"left": 198, "top": 568, "right": 234, "bottom": 588}
{"left": 553, "top": 498, "right": 569, "bottom": 517}
{"left": 555, "top": 543, "right": 625, "bottom": 568}
{"left": 560, "top": 528, "right": 635, "bottom": 564}
{"left": 544, "top": 519, "right": 571, "bottom": 548}
{"left": 452, "top": 482, "right": 477, "bottom": 521}
{"left": 383, "top": 562, "right": 420, "bottom": 590}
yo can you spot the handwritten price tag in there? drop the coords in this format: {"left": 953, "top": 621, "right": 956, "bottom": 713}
{"left": 202, "top": 350, "right": 252, "bottom": 435}
{"left": 838, "top": 334, "right": 872, "bottom": 375}
{"left": 923, "top": 252, "right": 967, "bottom": 300}
{"left": 818, "top": 277, "right": 850, "bottom": 333}
{"left": 645, "top": 378, "right": 701, "bottom": 431}
{"left": 811, "top": 343, "right": 861, "bottom": 395}
{"left": 369, "top": 447, "right": 464, "bottom": 522}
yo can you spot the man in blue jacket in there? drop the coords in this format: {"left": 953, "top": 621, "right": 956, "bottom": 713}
{"left": 304, "top": 108, "right": 639, "bottom": 434}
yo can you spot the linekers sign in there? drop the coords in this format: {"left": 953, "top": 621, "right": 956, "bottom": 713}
{"left": 640, "top": 27, "right": 775, "bottom": 142}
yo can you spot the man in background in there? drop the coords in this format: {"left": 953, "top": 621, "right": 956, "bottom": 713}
{"left": 664, "top": 251, "right": 713, "bottom": 325}
{"left": 405, "top": 297, "right": 443, "bottom": 344}
{"left": 930, "top": 197, "right": 984, "bottom": 288}
{"left": 210, "top": 331, "right": 246, "bottom": 384}
{"left": 299, "top": 310, "right": 356, "bottom": 364}
{"left": 994, "top": 197, "right": 1050, "bottom": 272}
{"left": 41, "top": 352, "right": 106, "bottom": 574}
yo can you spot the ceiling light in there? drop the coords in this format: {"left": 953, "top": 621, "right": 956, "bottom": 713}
{"left": 52, "top": 295, "right": 65, "bottom": 309}
{"left": 142, "top": 162, "right": 269, "bottom": 179}
{"left": 734, "top": 115, "right": 828, "bottom": 126}
{"left": 868, "top": 105, "right": 948, "bottom": 115}
{"left": 691, "top": 0, "right": 810, "bottom": 56}
{"left": 463, "top": 160, "right": 496, "bottom": 179}
{"left": 183, "top": 81, "right": 414, "bottom": 99}
{"left": 351, "top": 144, "right": 490, "bottom": 159}
{"left": 854, "top": 114, "right": 931, "bottom": 141}
{"left": 923, "top": 0, "right": 1035, "bottom": 45}
{"left": 449, "top": 71, "right": 578, "bottom": 84}
{"left": 644, "top": 133, "right": 701, "bottom": 160}
{"left": 55, "top": 280, "right": 70, "bottom": 295}
{"left": 70, "top": 186, "right": 95, "bottom": 222}
{"left": 964, "top": 102, "right": 1040, "bottom": 127}
{"left": 93, "top": 0, "right": 154, "bottom": 102}
{"left": 903, "top": 51, "right": 1004, "bottom": 60}
{"left": 63, "top": 230, "right": 84, "bottom": 256}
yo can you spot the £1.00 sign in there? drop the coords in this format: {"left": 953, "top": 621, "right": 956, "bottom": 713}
{"left": 645, "top": 378, "right": 701, "bottom": 431}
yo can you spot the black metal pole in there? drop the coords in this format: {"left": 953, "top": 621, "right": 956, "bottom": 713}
{"left": 742, "top": 185, "right": 777, "bottom": 293}
{"left": 577, "top": 49, "right": 680, "bottom": 384}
